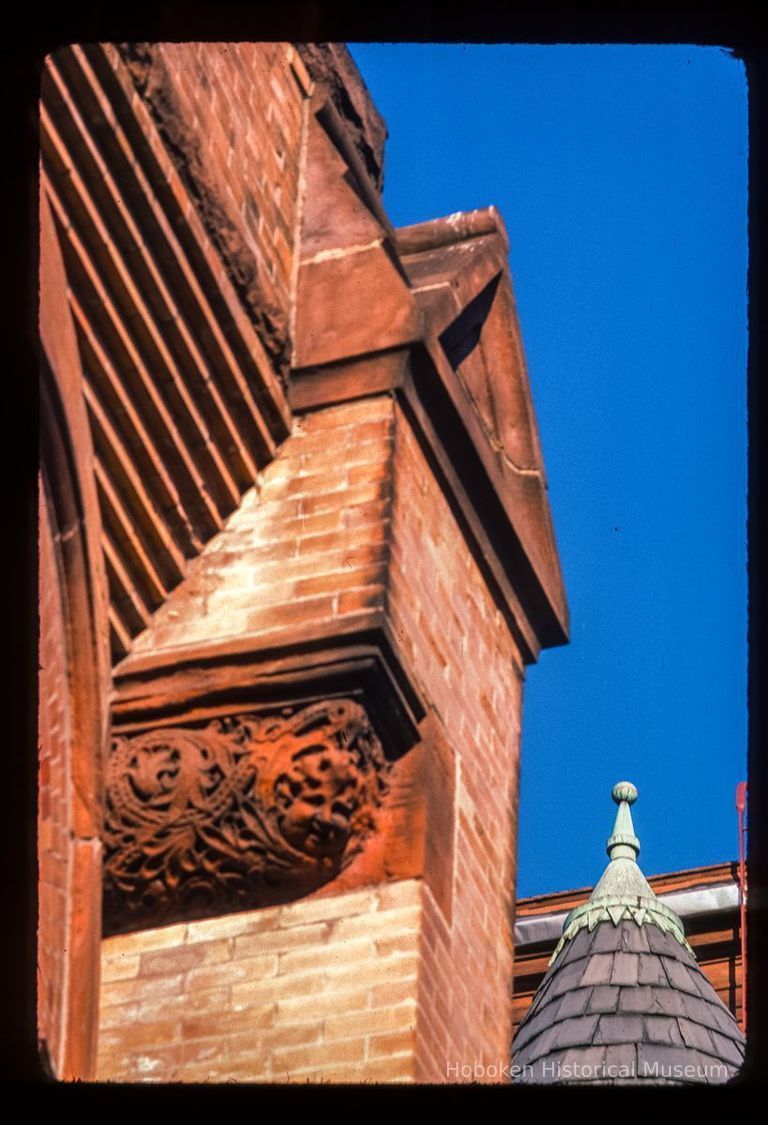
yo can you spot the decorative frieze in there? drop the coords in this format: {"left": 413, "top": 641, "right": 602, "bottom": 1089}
{"left": 103, "top": 699, "right": 389, "bottom": 933}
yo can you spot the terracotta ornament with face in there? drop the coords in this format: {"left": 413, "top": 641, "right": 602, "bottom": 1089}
{"left": 273, "top": 743, "right": 365, "bottom": 861}
{"left": 104, "top": 700, "right": 389, "bottom": 931}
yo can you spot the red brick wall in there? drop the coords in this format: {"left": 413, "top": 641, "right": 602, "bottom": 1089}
{"left": 97, "top": 880, "right": 421, "bottom": 1082}
{"left": 38, "top": 475, "right": 73, "bottom": 1076}
{"left": 163, "top": 43, "right": 305, "bottom": 302}
{"left": 128, "top": 394, "right": 394, "bottom": 656}
{"left": 107, "top": 392, "right": 526, "bottom": 1083}
{"left": 121, "top": 42, "right": 311, "bottom": 371}
{"left": 388, "top": 404, "right": 524, "bottom": 1082}
{"left": 44, "top": 40, "right": 543, "bottom": 1085}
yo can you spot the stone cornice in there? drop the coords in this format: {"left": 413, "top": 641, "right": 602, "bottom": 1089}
{"left": 292, "top": 196, "right": 569, "bottom": 659}
{"left": 111, "top": 617, "right": 426, "bottom": 759}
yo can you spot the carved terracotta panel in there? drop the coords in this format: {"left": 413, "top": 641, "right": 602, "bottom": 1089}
{"left": 104, "top": 699, "right": 389, "bottom": 933}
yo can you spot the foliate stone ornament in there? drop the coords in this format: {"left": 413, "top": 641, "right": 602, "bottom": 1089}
{"left": 103, "top": 699, "right": 389, "bottom": 932}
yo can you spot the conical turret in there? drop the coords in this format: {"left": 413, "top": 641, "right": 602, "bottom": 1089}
{"left": 512, "top": 783, "right": 746, "bottom": 1085}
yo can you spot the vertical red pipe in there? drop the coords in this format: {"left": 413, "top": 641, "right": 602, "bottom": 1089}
{"left": 736, "top": 781, "right": 748, "bottom": 1034}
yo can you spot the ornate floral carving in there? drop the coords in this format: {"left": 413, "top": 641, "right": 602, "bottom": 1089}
{"left": 103, "top": 700, "right": 389, "bottom": 932}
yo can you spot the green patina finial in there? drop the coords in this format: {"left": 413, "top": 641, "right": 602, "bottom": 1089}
{"left": 606, "top": 780, "right": 640, "bottom": 861}
{"left": 548, "top": 779, "right": 692, "bottom": 964}
{"left": 612, "top": 780, "right": 637, "bottom": 804}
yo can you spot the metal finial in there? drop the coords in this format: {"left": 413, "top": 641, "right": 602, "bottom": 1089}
{"left": 612, "top": 781, "right": 637, "bottom": 806}
{"left": 551, "top": 778, "right": 690, "bottom": 962}
{"left": 606, "top": 780, "right": 640, "bottom": 860}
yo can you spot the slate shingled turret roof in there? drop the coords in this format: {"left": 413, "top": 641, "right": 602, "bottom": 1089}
{"left": 512, "top": 783, "right": 746, "bottom": 1085}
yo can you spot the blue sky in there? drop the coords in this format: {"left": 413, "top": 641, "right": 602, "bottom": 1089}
{"left": 349, "top": 44, "right": 748, "bottom": 897}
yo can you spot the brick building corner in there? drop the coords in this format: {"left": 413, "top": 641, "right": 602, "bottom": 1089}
{"left": 38, "top": 42, "right": 569, "bottom": 1082}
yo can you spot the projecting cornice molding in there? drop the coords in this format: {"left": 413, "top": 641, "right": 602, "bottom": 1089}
{"left": 111, "top": 617, "right": 426, "bottom": 758}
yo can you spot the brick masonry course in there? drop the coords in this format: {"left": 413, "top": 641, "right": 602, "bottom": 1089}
{"left": 97, "top": 881, "right": 421, "bottom": 1083}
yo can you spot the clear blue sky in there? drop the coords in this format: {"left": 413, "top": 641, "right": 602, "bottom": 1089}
{"left": 349, "top": 44, "right": 748, "bottom": 897}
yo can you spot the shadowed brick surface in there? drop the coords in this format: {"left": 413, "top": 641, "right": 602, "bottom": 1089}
{"left": 38, "top": 482, "right": 72, "bottom": 1076}
{"left": 390, "top": 405, "right": 524, "bottom": 1082}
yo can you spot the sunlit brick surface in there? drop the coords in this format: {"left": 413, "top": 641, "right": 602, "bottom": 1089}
{"left": 97, "top": 881, "right": 421, "bottom": 1083}
{"left": 129, "top": 395, "right": 394, "bottom": 654}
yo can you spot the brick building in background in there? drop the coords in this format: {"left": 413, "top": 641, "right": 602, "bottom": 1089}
{"left": 48, "top": 40, "right": 757, "bottom": 1084}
